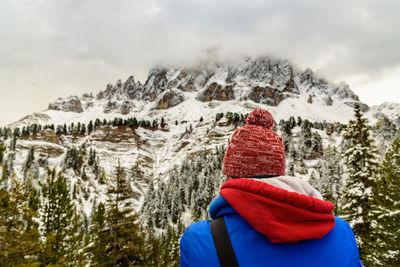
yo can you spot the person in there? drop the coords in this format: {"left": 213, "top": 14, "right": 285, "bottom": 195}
{"left": 179, "top": 108, "right": 362, "bottom": 267}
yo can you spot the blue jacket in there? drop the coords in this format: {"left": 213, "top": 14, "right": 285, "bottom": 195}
{"left": 180, "top": 179, "right": 362, "bottom": 267}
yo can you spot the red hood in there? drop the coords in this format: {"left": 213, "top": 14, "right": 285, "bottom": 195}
{"left": 220, "top": 178, "right": 335, "bottom": 243}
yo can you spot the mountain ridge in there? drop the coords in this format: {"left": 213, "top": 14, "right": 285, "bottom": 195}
{"left": 51, "top": 57, "right": 363, "bottom": 110}
{"left": 10, "top": 57, "right": 400, "bottom": 131}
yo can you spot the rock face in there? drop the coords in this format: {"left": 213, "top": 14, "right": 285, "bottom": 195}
{"left": 248, "top": 86, "right": 283, "bottom": 106}
{"left": 155, "top": 90, "right": 185, "bottom": 109}
{"left": 197, "top": 83, "right": 235, "bottom": 102}
{"left": 46, "top": 57, "right": 365, "bottom": 115}
{"left": 48, "top": 96, "right": 83, "bottom": 113}
{"left": 142, "top": 68, "right": 168, "bottom": 101}
{"left": 297, "top": 68, "right": 359, "bottom": 104}
{"left": 38, "top": 129, "right": 60, "bottom": 145}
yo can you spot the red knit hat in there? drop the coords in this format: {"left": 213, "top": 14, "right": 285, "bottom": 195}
{"left": 222, "top": 108, "right": 285, "bottom": 178}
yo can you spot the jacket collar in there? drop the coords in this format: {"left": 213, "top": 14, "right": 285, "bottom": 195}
{"left": 210, "top": 178, "right": 335, "bottom": 243}
{"left": 209, "top": 195, "right": 236, "bottom": 219}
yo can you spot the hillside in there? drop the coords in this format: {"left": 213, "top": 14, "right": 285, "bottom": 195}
{"left": 2, "top": 57, "right": 399, "bottom": 216}
{"left": 1, "top": 57, "right": 400, "bottom": 266}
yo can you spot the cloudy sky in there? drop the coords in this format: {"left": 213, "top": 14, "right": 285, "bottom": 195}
{"left": 1, "top": 0, "right": 399, "bottom": 126}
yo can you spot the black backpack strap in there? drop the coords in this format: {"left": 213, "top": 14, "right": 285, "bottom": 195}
{"left": 210, "top": 217, "right": 239, "bottom": 267}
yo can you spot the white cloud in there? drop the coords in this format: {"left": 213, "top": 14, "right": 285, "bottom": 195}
{"left": 0, "top": 0, "right": 399, "bottom": 125}
{"left": 348, "top": 66, "right": 400, "bottom": 105}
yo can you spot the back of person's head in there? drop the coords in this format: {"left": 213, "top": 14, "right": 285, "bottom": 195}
{"left": 222, "top": 108, "right": 285, "bottom": 178}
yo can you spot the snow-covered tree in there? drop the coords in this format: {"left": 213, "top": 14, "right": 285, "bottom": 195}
{"left": 285, "top": 143, "right": 296, "bottom": 176}
{"left": 318, "top": 145, "right": 343, "bottom": 205}
{"left": 376, "top": 138, "right": 400, "bottom": 265}
{"left": 308, "top": 170, "right": 318, "bottom": 188}
{"left": 340, "top": 104, "right": 380, "bottom": 266}
{"left": 171, "top": 189, "right": 182, "bottom": 224}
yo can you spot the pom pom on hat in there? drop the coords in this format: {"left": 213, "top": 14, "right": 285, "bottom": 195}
{"left": 223, "top": 108, "right": 285, "bottom": 178}
{"left": 246, "top": 108, "right": 274, "bottom": 129}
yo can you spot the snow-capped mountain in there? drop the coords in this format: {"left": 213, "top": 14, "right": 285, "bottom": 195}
{"left": 367, "top": 101, "right": 400, "bottom": 123}
{"left": 12, "top": 57, "right": 372, "bottom": 128}
{"left": 2, "top": 57, "right": 399, "bottom": 218}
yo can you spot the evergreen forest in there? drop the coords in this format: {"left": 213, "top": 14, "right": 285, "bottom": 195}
{"left": 0, "top": 107, "right": 399, "bottom": 266}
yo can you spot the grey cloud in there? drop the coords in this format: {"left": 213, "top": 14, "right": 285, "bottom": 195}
{"left": 0, "top": 0, "right": 399, "bottom": 125}
{"left": 3, "top": 0, "right": 399, "bottom": 76}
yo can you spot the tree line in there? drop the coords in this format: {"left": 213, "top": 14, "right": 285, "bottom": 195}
{"left": 0, "top": 116, "right": 168, "bottom": 141}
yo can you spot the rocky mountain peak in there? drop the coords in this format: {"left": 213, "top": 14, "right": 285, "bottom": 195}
{"left": 48, "top": 96, "right": 84, "bottom": 113}
{"left": 46, "top": 56, "right": 366, "bottom": 116}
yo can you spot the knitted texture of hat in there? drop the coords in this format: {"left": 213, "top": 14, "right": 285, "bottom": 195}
{"left": 222, "top": 109, "right": 285, "bottom": 178}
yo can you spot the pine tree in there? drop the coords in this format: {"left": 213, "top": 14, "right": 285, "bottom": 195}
{"left": 152, "top": 119, "right": 158, "bottom": 129}
{"left": 0, "top": 144, "right": 5, "bottom": 164}
{"left": 81, "top": 167, "right": 88, "bottom": 181}
{"left": 340, "top": 104, "right": 380, "bottom": 266}
{"left": 88, "top": 120, "right": 94, "bottom": 134}
{"left": 88, "top": 148, "right": 96, "bottom": 166}
{"left": 13, "top": 128, "right": 20, "bottom": 138}
{"left": 203, "top": 174, "right": 215, "bottom": 213}
{"left": 297, "top": 116, "right": 302, "bottom": 126}
{"left": 145, "top": 228, "right": 162, "bottom": 266}
{"left": 308, "top": 170, "right": 318, "bottom": 189}
{"left": 40, "top": 169, "right": 83, "bottom": 266}
{"left": 2, "top": 153, "right": 15, "bottom": 182}
{"left": 153, "top": 186, "right": 164, "bottom": 228}
{"left": 280, "top": 119, "right": 293, "bottom": 136}
{"left": 376, "top": 138, "right": 400, "bottom": 265}
{"left": 318, "top": 145, "right": 343, "bottom": 205}
{"left": 1, "top": 163, "right": 8, "bottom": 182}
{"left": 141, "top": 179, "right": 155, "bottom": 228}
{"left": 233, "top": 113, "right": 240, "bottom": 126}
{"left": 87, "top": 202, "right": 108, "bottom": 266}
{"left": 95, "top": 118, "right": 101, "bottom": 129}
{"left": 161, "top": 117, "right": 166, "bottom": 128}
{"left": 10, "top": 134, "right": 17, "bottom": 151}
{"left": 0, "top": 181, "right": 41, "bottom": 266}
{"left": 310, "top": 131, "right": 323, "bottom": 157}
{"left": 158, "top": 225, "right": 181, "bottom": 266}
{"left": 81, "top": 123, "right": 86, "bottom": 135}
{"left": 286, "top": 143, "right": 296, "bottom": 176}
{"left": 214, "top": 113, "right": 222, "bottom": 122}
{"left": 226, "top": 112, "right": 233, "bottom": 124}
{"left": 171, "top": 190, "right": 182, "bottom": 224}
{"left": 23, "top": 146, "right": 35, "bottom": 180}
{"left": 104, "top": 163, "right": 148, "bottom": 266}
